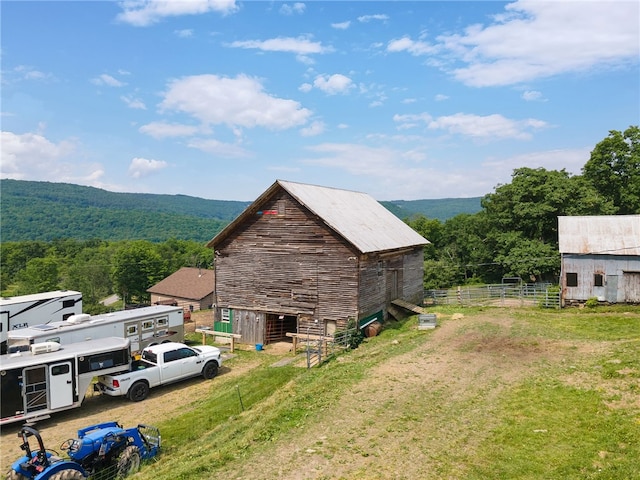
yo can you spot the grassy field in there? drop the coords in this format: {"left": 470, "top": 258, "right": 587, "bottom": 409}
{"left": 130, "top": 306, "right": 640, "bottom": 480}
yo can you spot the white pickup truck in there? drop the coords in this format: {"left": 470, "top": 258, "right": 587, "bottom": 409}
{"left": 96, "top": 342, "right": 222, "bottom": 401}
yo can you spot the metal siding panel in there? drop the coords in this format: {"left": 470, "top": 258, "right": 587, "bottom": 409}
{"left": 558, "top": 215, "right": 640, "bottom": 255}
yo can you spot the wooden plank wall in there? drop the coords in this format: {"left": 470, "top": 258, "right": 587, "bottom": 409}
{"left": 215, "top": 191, "right": 359, "bottom": 340}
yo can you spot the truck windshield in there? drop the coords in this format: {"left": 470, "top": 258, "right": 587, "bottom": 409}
{"left": 142, "top": 350, "right": 158, "bottom": 364}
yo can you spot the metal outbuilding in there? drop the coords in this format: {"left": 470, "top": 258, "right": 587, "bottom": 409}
{"left": 558, "top": 215, "right": 640, "bottom": 305}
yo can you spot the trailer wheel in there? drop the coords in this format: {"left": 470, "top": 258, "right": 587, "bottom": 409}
{"left": 128, "top": 381, "right": 150, "bottom": 402}
{"left": 6, "top": 469, "right": 28, "bottom": 480}
{"left": 116, "top": 446, "right": 141, "bottom": 478}
{"left": 48, "top": 469, "right": 85, "bottom": 480}
{"left": 202, "top": 361, "right": 219, "bottom": 379}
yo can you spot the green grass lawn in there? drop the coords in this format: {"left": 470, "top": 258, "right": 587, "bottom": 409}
{"left": 138, "top": 306, "right": 640, "bottom": 480}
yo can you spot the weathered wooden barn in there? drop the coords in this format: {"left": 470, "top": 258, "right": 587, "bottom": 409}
{"left": 559, "top": 215, "right": 640, "bottom": 305}
{"left": 147, "top": 267, "right": 214, "bottom": 313}
{"left": 206, "top": 180, "right": 429, "bottom": 345}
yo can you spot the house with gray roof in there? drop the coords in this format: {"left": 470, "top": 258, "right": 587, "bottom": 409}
{"left": 206, "top": 180, "right": 430, "bottom": 345}
{"left": 559, "top": 215, "right": 640, "bottom": 305}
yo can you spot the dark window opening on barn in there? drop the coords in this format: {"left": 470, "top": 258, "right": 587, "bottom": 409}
{"left": 566, "top": 272, "right": 578, "bottom": 287}
{"left": 377, "top": 261, "right": 383, "bottom": 276}
{"left": 594, "top": 274, "right": 604, "bottom": 287}
{"left": 277, "top": 200, "right": 286, "bottom": 216}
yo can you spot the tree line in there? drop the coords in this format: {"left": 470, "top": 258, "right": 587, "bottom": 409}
{"left": 407, "top": 126, "right": 639, "bottom": 289}
{"left": 1, "top": 126, "right": 637, "bottom": 309}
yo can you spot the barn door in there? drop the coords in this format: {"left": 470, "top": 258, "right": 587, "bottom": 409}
{"left": 605, "top": 275, "right": 618, "bottom": 303}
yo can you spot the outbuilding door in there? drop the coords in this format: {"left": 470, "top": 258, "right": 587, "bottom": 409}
{"left": 623, "top": 272, "right": 640, "bottom": 303}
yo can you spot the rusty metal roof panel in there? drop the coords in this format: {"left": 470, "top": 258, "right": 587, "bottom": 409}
{"left": 279, "top": 180, "right": 429, "bottom": 253}
{"left": 558, "top": 215, "right": 640, "bottom": 255}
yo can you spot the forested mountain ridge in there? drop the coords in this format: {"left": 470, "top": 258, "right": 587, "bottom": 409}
{"left": 0, "top": 179, "right": 481, "bottom": 243}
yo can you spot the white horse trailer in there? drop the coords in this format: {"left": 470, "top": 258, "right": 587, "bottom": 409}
{"left": 0, "top": 290, "right": 83, "bottom": 353}
{"left": 0, "top": 337, "right": 131, "bottom": 425}
{"left": 7, "top": 305, "right": 185, "bottom": 356}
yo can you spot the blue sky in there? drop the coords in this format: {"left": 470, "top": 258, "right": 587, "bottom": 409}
{"left": 1, "top": 1, "right": 638, "bottom": 201}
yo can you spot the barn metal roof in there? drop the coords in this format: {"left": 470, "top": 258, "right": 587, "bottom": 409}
{"left": 558, "top": 215, "right": 640, "bottom": 255}
{"left": 207, "top": 180, "right": 429, "bottom": 254}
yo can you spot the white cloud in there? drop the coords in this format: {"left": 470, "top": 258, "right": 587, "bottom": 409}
{"left": 187, "top": 138, "right": 249, "bottom": 157}
{"left": 484, "top": 147, "right": 590, "bottom": 176}
{"left": 116, "top": 0, "right": 238, "bottom": 27}
{"left": 159, "top": 74, "right": 312, "bottom": 130}
{"left": 128, "top": 157, "right": 168, "bottom": 178}
{"left": 357, "top": 14, "right": 389, "bottom": 23}
{"left": 387, "top": 37, "right": 437, "bottom": 56}
{"left": 442, "top": 0, "right": 640, "bottom": 86}
{"left": 139, "top": 122, "right": 203, "bottom": 139}
{"left": 228, "top": 36, "right": 329, "bottom": 55}
{"left": 434, "top": 94, "right": 449, "bottom": 102}
{"left": 331, "top": 21, "right": 350, "bottom": 30}
{"left": 0, "top": 130, "right": 104, "bottom": 184}
{"left": 393, "top": 112, "right": 547, "bottom": 140}
{"left": 174, "top": 29, "right": 194, "bottom": 38}
{"left": 280, "top": 3, "right": 305, "bottom": 15}
{"left": 300, "top": 120, "right": 325, "bottom": 137}
{"left": 521, "top": 90, "right": 545, "bottom": 102}
{"left": 313, "top": 74, "right": 353, "bottom": 95}
{"left": 121, "top": 95, "right": 147, "bottom": 110}
{"left": 298, "top": 83, "right": 313, "bottom": 93}
{"left": 91, "top": 74, "right": 126, "bottom": 87}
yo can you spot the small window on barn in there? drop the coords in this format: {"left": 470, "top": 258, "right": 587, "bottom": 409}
{"left": 377, "top": 261, "right": 383, "bottom": 277}
{"left": 221, "top": 308, "right": 230, "bottom": 323}
{"left": 277, "top": 200, "right": 286, "bottom": 216}
{"left": 566, "top": 272, "right": 578, "bottom": 287}
{"left": 594, "top": 274, "right": 604, "bottom": 287}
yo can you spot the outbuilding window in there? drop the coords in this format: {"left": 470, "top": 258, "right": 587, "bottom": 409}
{"left": 566, "top": 273, "right": 578, "bottom": 287}
{"left": 594, "top": 274, "right": 604, "bottom": 287}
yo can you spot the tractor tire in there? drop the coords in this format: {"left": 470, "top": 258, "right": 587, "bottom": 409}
{"left": 202, "top": 361, "right": 219, "bottom": 379}
{"left": 116, "top": 446, "right": 141, "bottom": 478}
{"left": 6, "top": 470, "right": 28, "bottom": 480}
{"left": 128, "top": 381, "right": 150, "bottom": 402}
{"left": 48, "top": 469, "right": 85, "bottom": 480}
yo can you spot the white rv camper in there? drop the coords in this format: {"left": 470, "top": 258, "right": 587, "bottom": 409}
{"left": 0, "top": 337, "right": 131, "bottom": 425}
{"left": 7, "top": 305, "right": 185, "bottom": 356}
{"left": 0, "top": 290, "right": 83, "bottom": 353}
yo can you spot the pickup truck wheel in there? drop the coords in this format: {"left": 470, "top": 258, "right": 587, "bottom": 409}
{"left": 202, "top": 361, "right": 219, "bottom": 379}
{"left": 128, "top": 381, "right": 150, "bottom": 402}
{"left": 116, "top": 446, "right": 141, "bottom": 478}
{"left": 48, "top": 470, "right": 84, "bottom": 480}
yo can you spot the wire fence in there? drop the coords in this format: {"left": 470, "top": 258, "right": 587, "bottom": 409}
{"left": 424, "top": 283, "right": 561, "bottom": 309}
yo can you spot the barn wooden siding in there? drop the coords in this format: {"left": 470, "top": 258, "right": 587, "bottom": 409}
{"left": 213, "top": 191, "right": 361, "bottom": 344}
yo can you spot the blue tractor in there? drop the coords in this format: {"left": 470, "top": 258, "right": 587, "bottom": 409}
{"left": 7, "top": 421, "right": 161, "bottom": 480}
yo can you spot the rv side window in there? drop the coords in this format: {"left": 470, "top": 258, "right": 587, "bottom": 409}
{"left": 51, "top": 364, "right": 70, "bottom": 375}
{"left": 566, "top": 273, "right": 578, "bottom": 287}
{"left": 45, "top": 337, "right": 61, "bottom": 344}
{"left": 142, "top": 320, "right": 154, "bottom": 330}
{"left": 157, "top": 317, "right": 168, "bottom": 326}
{"left": 126, "top": 325, "right": 138, "bottom": 335}
{"left": 62, "top": 299, "right": 75, "bottom": 308}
